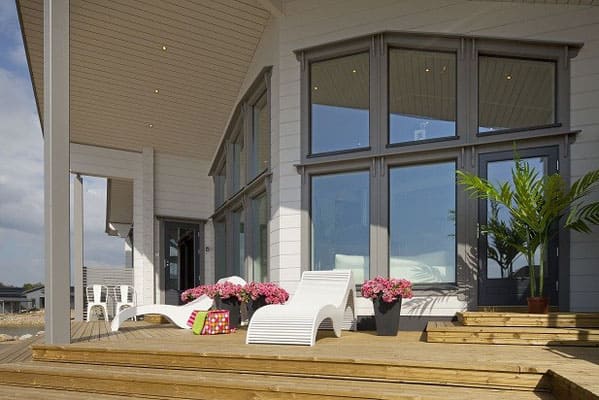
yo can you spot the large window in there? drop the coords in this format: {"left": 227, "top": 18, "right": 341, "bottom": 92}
{"left": 389, "top": 162, "right": 456, "bottom": 283}
{"left": 299, "top": 33, "right": 576, "bottom": 293}
{"left": 389, "top": 49, "right": 457, "bottom": 144}
{"left": 311, "top": 171, "right": 370, "bottom": 284}
{"left": 479, "top": 56, "right": 556, "bottom": 133}
{"left": 310, "top": 52, "right": 370, "bottom": 154}
{"left": 210, "top": 67, "right": 271, "bottom": 281}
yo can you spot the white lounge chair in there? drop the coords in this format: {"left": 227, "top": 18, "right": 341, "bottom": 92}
{"left": 110, "top": 276, "right": 246, "bottom": 332}
{"left": 246, "top": 270, "right": 356, "bottom": 346}
{"left": 86, "top": 285, "right": 109, "bottom": 322}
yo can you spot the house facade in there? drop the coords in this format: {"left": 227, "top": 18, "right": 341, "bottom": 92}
{"left": 16, "top": 0, "right": 599, "bottom": 343}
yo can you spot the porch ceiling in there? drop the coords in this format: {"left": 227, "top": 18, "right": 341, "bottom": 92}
{"left": 17, "top": 0, "right": 270, "bottom": 159}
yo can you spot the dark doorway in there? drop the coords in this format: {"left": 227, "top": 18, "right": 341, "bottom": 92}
{"left": 478, "top": 147, "right": 559, "bottom": 307}
{"left": 162, "top": 220, "right": 204, "bottom": 305}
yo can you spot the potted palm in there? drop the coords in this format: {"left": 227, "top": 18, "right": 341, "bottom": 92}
{"left": 458, "top": 157, "right": 599, "bottom": 313}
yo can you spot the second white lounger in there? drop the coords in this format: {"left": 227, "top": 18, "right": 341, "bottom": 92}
{"left": 110, "top": 276, "right": 246, "bottom": 332}
{"left": 246, "top": 270, "right": 356, "bottom": 346}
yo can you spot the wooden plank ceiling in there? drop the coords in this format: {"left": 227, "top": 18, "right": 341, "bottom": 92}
{"left": 17, "top": 0, "right": 270, "bottom": 159}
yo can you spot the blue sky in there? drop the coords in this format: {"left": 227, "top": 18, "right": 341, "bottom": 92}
{"left": 0, "top": 2, "right": 125, "bottom": 287}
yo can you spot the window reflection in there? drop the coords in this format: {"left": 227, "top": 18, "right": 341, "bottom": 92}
{"left": 486, "top": 157, "right": 547, "bottom": 279}
{"left": 252, "top": 93, "right": 269, "bottom": 178}
{"left": 252, "top": 194, "right": 268, "bottom": 282}
{"left": 389, "top": 49, "right": 456, "bottom": 144}
{"left": 311, "top": 171, "right": 370, "bottom": 283}
{"left": 311, "top": 52, "right": 369, "bottom": 154}
{"left": 214, "top": 220, "right": 227, "bottom": 280}
{"left": 479, "top": 56, "right": 555, "bottom": 133}
{"left": 389, "top": 162, "right": 456, "bottom": 283}
{"left": 231, "top": 209, "right": 245, "bottom": 277}
{"left": 231, "top": 133, "right": 245, "bottom": 193}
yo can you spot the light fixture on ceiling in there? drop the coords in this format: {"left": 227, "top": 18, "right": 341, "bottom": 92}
{"left": 425, "top": 67, "right": 431, "bottom": 72}
{"left": 442, "top": 65, "right": 447, "bottom": 72}
{"left": 352, "top": 69, "right": 357, "bottom": 73}
{"left": 161, "top": 45, "right": 167, "bottom": 51}
{"left": 154, "top": 89, "right": 160, "bottom": 94}
{"left": 506, "top": 74, "right": 512, "bottom": 80}
{"left": 148, "top": 123, "right": 154, "bottom": 128}
{"left": 313, "top": 86, "right": 319, "bottom": 91}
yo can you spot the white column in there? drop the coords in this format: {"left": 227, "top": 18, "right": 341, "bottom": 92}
{"left": 73, "top": 174, "right": 84, "bottom": 321}
{"left": 44, "top": 0, "right": 71, "bottom": 344}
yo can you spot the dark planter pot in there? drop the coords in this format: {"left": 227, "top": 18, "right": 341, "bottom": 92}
{"left": 247, "top": 296, "right": 267, "bottom": 321}
{"left": 215, "top": 296, "right": 241, "bottom": 329}
{"left": 373, "top": 297, "right": 402, "bottom": 336}
{"left": 527, "top": 297, "right": 549, "bottom": 314}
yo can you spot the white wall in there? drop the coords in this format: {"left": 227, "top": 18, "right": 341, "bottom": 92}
{"left": 271, "top": 0, "right": 599, "bottom": 313}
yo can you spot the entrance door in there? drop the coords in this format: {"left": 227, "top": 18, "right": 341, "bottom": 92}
{"left": 163, "top": 220, "right": 203, "bottom": 305}
{"left": 478, "top": 147, "right": 559, "bottom": 306}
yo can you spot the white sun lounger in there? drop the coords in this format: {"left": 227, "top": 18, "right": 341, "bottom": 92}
{"left": 110, "top": 276, "right": 246, "bottom": 332}
{"left": 246, "top": 270, "right": 356, "bottom": 346}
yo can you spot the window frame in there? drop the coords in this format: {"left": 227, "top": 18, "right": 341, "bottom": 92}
{"left": 296, "top": 32, "right": 579, "bottom": 299}
{"left": 209, "top": 67, "right": 272, "bottom": 282}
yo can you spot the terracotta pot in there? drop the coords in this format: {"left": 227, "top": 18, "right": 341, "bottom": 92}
{"left": 373, "top": 297, "right": 402, "bottom": 336}
{"left": 527, "top": 297, "right": 549, "bottom": 314}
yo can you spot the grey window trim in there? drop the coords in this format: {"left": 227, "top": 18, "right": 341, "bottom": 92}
{"left": 297, "top": 31, "right": 580, "bottom": 300}
{"left": 209, "top": 67, "right": 272, "bottom": 281}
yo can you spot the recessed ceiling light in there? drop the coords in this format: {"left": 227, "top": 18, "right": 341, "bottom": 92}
{"left": 425, "top": 67, "right": 431, "bottom": 72}
{"left": 506, "top": 74, "right": 512, "bottom": 80}
{"left": 154, "top": 89, "right": 160, "bottom": 94}
{"left": 161, "top": 45, "right": 167, "bottom": 51}
{"left": 352, "top": 69, "right": 357, "bottom": 73}
{"left": 148, "top": 123, "right": 154, "bottom": 128}
{"left": 313, "top": 86, "right": 319, "bottom": 91}
{"left": 442, "top": 65, "right": 447, "bottom": 72}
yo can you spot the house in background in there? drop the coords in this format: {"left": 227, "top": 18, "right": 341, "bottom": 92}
{"left": 23, "top": 286, "right": 75, "bottom": 311}
{"left": 0, "top": 287, "right": 30, "bottom": 314}
{"left": 16, "top": 0, "right": 599, "bottom": 344}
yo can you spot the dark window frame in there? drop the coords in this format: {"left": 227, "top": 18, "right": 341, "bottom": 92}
{"left": 296, "top": 32, "right": 579, "bottom": 303}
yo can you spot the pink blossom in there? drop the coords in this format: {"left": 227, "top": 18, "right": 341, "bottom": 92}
{"left": 361, "top": 276, "right": 413, "bottom": 303}
{"left": 241, "top": 282, "right": 289, "bottom": 304}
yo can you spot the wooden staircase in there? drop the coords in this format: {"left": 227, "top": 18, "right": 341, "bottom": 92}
{"left": 426, "top": 312, "right": 599, "bottom": 346}
{"left": 0, "top": 342, "right": 559, "bottom": 400}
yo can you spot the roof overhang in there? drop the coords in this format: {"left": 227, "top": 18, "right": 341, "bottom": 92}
{"left": 16, "top": 0, "right": 272, "bottom": 159}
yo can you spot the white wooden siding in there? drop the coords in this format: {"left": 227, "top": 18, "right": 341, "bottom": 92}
{"left": 271, "top": 0, "right": 599, "bottom": 313}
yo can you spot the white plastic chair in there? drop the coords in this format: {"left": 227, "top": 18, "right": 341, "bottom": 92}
{"left": 110, "top": 276, "right": 246, "bottom": 332}
{"left": 246, "top": 270, "right": 356, "bottom": 346}
{"left": 113, "top": 285, "right": 137, "bottom": 321}
{"left": 86, "top": 284, "right": 109, "bottom": 322}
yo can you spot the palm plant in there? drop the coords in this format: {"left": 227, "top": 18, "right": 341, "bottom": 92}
{"left": 486, "top": 201, "right": 523, "bottom": 278}
{"left": 458, "top": 157, "right": 599, "bottom": 299}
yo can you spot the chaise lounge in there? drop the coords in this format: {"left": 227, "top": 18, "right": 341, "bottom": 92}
{"left": 110, "top": 276, "right": 246, "bottom": 332}
{"left": 246, "top": 270, "right": 356, "bottom": 346}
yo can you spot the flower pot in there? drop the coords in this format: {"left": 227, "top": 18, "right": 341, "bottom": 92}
{"left": 527, "top": 297, "right": 549, "bottom": 314}
{"left": 373, "top": 297, "right": 402, "bottom": 336}
{"left": 215, "top": 296, "right": 241, "bottom": 328}
{"left": 247, "top": 295, "right": 267, "bottom": 321}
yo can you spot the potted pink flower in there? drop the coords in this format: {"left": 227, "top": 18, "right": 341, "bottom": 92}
{"left": 361, "top": 276, "right": 413, "bottom": 336}
{"left": 180, "top": 282, "right": 244, "bottom": 328}
{"left": 242, "top": 282, "right": 289, "bottom": 320}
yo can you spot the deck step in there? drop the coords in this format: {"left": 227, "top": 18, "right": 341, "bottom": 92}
{"left": 30, "top": 344, "right": 548, "bottom": 391}
{"left": 457, "top": 312, "right": 599, "bottom": 328}
{"left": 1, "top": 385, "right": 146, "bottom": 400}
{"left": 0, "top": 361, "right": 555, "bottom": 400}
{"left": 426, "top": 321, "right": 599, "bottom": 346}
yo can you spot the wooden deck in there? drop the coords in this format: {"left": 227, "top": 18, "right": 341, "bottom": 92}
{"left": 0, "top": 320, "right": 598, "bottom": 399}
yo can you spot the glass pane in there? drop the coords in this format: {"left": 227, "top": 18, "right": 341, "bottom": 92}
{"left": 486, "top": 157, "right": 547, "bottom": 279}
{"left": 389, "top": 49, "right": 457, "bottom": 144}
{"left": 214, "top": 221, "right": 227, "bottom": 280}
{"left": 215, "top": 165, "right": 226, "bottom": 207}
{"left": 165, "top": 225, "right": 179, "bottom": 292}
{"left": 251, "top": 193, "right": 268, "bottom": 282}
{"left": 389, "top": 162, "right": 456, "bottom": 283}
{"left": 479, "top": 56, "right": 555, "bottom": 133}
{"left": 231, "top": 133, "right": 245, "bottom": 193}
{"left": 311, "top": 171, "right": 369, "bottom": 284}
{"left": 231, "top": 209, "right": 245, "bottom": 277}
{"left": 311, "top": 52, "right": 369, "bottom": 154}
{"left": 252, "top": 93, "right": 269, "bottom": 178}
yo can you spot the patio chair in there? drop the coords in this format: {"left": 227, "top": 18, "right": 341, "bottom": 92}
{"left": 113, "top": 285, "right": 137, "bottom": 321}
{"left": 110, "top": 276, "right": 246, "bottom": 332}
{"left": 246, "top": 270, "right": 356, "bottom": 346}
{"left": 86, "top": 284, "right": 109, "bottom": 322}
